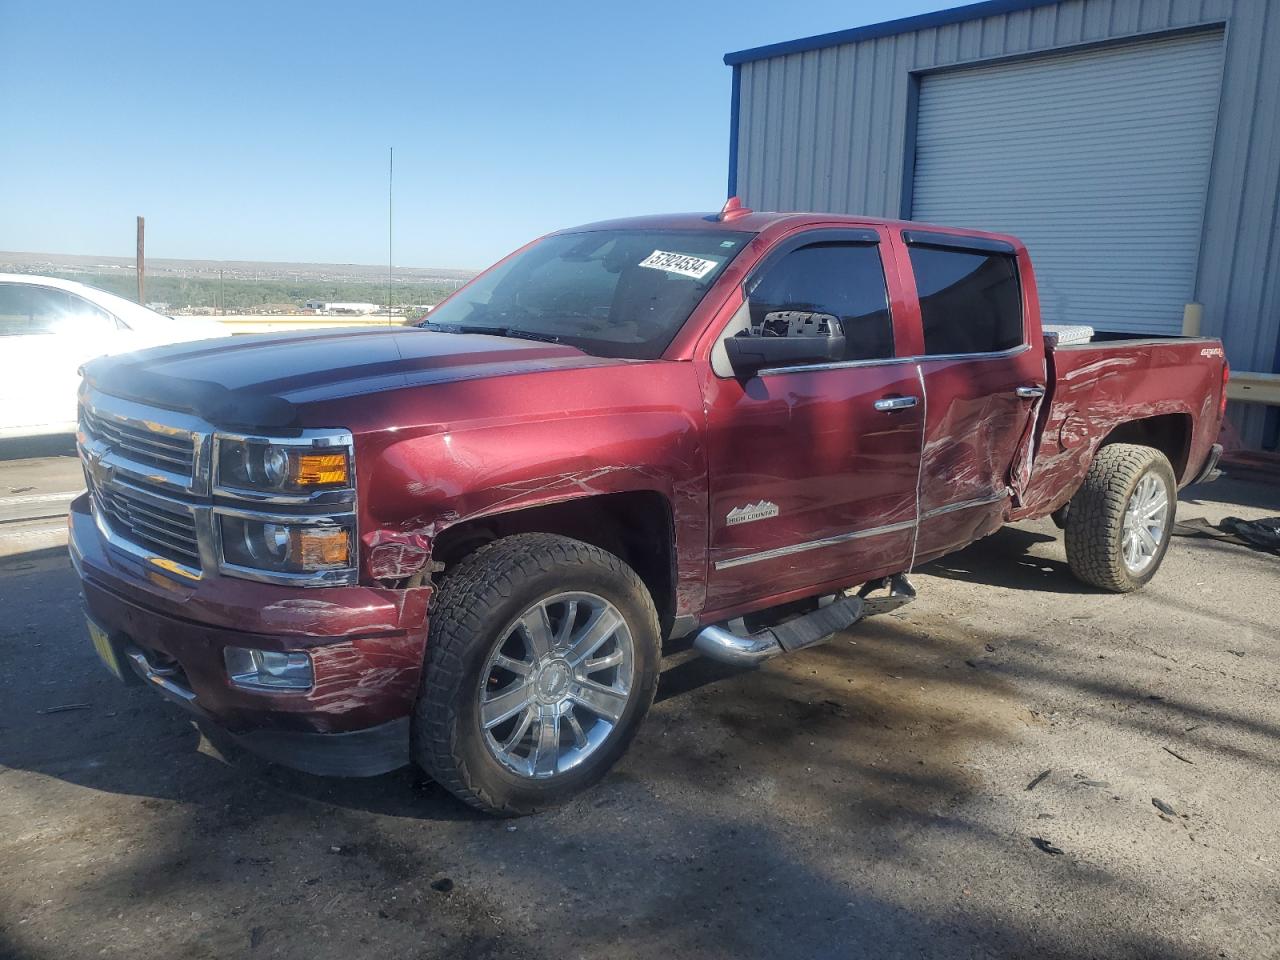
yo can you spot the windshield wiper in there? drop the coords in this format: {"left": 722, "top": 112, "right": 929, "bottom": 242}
{"left": 429, "top": 323, "right": 560, "bottom": 344}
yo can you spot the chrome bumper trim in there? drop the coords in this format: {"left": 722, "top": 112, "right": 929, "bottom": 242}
{"left": 125, "top": 647, "right": 198, "bottom": 706}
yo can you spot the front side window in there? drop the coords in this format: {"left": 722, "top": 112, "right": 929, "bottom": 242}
{"left": 909, "top": 247, "right": 1023, "bottom": 356}
{"left": 425, "top": 229, "right": 753, "bottom": 360}
{"left": 746, "top": 242, "right": 894, "bottom": 362}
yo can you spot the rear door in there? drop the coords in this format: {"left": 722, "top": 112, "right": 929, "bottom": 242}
{"left": 702, "top": 227, "right": 924, "bottom": 616}
{"left": 893, "top": 232, "right": 1044, "bottom": 564}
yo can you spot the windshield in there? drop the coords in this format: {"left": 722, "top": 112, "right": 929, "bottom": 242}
{"left": 423, "top": 229, "right": 754, "bottom": 359}
{"left": 76, "top": 285, "right": 173, "bottom": 326}
{"left": 63, "top": 282, "right": 176, "bottom": 328}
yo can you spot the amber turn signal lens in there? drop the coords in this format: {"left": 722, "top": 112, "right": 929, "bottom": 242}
{"left": 293, "top": 452, "right": 348, "bottom": 486}
{"left": 293, "top": 528, "right": 351, "bottom": 567}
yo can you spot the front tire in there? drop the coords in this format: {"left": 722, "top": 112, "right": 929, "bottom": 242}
{"left": 413, "top": 533, "right": 660, "bottom": 816}
{"left": 1064, "top": 443, "right": 1176, "bottom": 592}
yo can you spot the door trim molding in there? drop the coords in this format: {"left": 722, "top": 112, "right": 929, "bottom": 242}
{"left": 920, "top": 489, "right": 1010, "bottom": 520}
{"left": 712, "top": 519, "right": 917, "bottom": 571}
{"left": 713, "top": 489, "right": 1012, "bottom": 573}
{"left": 757, "top": 342, "right": 1030, "bottom": 378}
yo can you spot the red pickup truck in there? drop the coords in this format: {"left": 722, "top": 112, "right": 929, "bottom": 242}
{"left": 71, "top": 203, "right": 1228, "bottom": 815}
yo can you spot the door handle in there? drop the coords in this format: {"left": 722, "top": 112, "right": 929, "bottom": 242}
{"left": 1015, "top": 385, "right": 1046, "bottom": 399}
{"left": 874, "top": 395, "right": 919, "bottom": 411}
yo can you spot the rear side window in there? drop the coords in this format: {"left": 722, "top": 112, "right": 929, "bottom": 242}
{"left": 65, "top": 293, "right": 118, "bottom": 332}
{"left": 908, "top": 247, "right": 1023, "bottom": 356}
{"left": 747, "top": 242, "right": 893, "bottom": 362}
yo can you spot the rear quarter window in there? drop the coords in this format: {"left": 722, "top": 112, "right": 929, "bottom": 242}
{"left": 909, "top": 247, "right": 1023, "bottom": 356}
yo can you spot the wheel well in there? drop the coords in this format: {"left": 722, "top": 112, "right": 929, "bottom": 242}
{"left": 1098, "top": 414, "right": 1192, "bottom": 479}
{"left": 429, "top": 491, "right": 677, "bottom": 634}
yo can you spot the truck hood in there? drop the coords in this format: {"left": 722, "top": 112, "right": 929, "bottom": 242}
{"left": 82, "top": 327, "right": 620, "bottom": 429}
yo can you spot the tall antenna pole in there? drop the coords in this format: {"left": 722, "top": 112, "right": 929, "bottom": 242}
{"left": 388, "top": 146, "right": 394, "bottom": 319}
{"left": 136, "top": 215, "right": 145, "bottom": 304}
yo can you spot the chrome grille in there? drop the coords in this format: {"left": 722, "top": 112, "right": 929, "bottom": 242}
{"left": 81, "top": 406, "right": 196, "bottom": 475}
{"left": 94, "top": 479, "right": 201, "bottom": 568}
{"left": 77, "top": 388, "right": 358, "bottom": 586}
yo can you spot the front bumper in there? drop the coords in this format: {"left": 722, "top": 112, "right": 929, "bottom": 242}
{"left": 69, "top": 494, "right": 429, "bottom": 777}
{"left": 122, "top": 641, "right": 410, "bottom": 776}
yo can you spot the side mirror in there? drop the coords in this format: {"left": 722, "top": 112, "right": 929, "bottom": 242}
{"left": 724, "top": 332, "right": 845, "bottom": 377}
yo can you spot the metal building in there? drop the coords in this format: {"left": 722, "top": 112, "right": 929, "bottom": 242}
{"left": 725, "top": 0, "right": 1279, "bottom": 446}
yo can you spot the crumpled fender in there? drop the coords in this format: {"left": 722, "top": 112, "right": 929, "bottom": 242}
{"left": 349, "top": 362, "right": 709, "bottom": 616}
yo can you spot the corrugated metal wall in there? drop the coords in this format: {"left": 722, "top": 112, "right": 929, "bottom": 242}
{"left": 913, "top": 31, "right": 1225, "bottom": 334}
{"left": 732, "top": 0, "right": 1280, "bottom": 445}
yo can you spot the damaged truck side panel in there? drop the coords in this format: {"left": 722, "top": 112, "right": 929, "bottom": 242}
{"left": 318, "top": 361, "right": 712, "bottom": 630}
{"left": 1011, "top": 339, "right": 1224, "bottom": 521}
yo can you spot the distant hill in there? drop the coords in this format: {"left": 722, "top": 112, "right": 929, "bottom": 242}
{"left": 0, "top": 251, "right": 477, "bottom": 315}
{"left": 0, "top": 250, "right": 475, "bottom": 285}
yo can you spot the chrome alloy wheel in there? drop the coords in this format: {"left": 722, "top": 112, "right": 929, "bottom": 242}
{"left": 1121, "top": 472, "right": 1170, "bottom": 574}
{"left": 478, "top": 592, "right": 635, "bottom": 779}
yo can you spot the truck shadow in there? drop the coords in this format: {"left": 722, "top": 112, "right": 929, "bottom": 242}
{"left": 921, "top": 524, "right": 1094, "bottom": 594}
{"left": 0, "top": 543, "right": 75, "bottom": 576}
{"left": 0, "top": 434, "right": 77, "bottom": 462}
{"left": 2, "top": 583, "right": 1241, "bottom": 960}
{"left": 1182, "top": 476, "right": 1280, "bottom": 512}
{"left": 3, "top": 533, "right": 1274, "bottom": 958}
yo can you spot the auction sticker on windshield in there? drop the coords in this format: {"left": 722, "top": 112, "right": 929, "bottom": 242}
{"left": 639, "top": 250, "right": 719, "bottom": 280}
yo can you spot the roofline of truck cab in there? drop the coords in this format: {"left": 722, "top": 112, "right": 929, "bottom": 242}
{"left": 555, "top": 210, "right": 1025, "bottom": 249}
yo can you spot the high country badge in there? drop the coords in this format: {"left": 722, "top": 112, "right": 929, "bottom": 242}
{"left": 726, "top": 500, "right": 780, "bottom": 526}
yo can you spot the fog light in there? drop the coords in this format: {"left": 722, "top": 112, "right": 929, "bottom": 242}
{"left": 224, "top": 646, "right": 313, "bottom": 691}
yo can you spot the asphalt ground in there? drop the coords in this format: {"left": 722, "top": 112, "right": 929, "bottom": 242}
{"left": 1, "top": 436, "right": 1276, "bottom": 960}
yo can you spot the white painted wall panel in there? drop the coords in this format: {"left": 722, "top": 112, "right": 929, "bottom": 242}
{"left": 911, "top": 32, "right": 1224, "bottom": 333}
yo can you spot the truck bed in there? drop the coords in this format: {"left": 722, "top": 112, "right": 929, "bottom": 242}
{"left": 1013, "top": 333, "right": 1227, "bottom": 520}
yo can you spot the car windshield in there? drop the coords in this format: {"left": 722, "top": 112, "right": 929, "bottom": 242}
{"left": 422, "top": 229, "right": 754, "bottom": 359}
{"left": 75, "top": 285, "right": 172, "bottom": 326}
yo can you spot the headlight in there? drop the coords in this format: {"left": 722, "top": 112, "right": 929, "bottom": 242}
{"left": 215, "top": 434, "right": 352, "bottom": 494}
{"left": 212, "top": 430, "right": 357, "bottom": 586}
{"left": 218, "top": 514, "right": 355, "bottom": 582}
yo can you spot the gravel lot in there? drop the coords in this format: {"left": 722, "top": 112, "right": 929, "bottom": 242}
{"left": 1, "top": 439, "right": 1277, "bottom": 960}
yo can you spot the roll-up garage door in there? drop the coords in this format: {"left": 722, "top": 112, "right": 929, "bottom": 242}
{"left": 910, "top": 31, "right": 1224, "bottom": 334}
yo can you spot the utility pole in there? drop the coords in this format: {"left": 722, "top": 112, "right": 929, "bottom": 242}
{"left": 219, "top": 269, "right": 225, "bottom": 315}
{"left": 136, "top": 216, "right": 145, "bottom": 304}
{"left": 388, "top": 146, "right": 394, "bottom": 319}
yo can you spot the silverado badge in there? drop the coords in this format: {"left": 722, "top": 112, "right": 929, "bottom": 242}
{"left": 726, "top": 500, "right": 780, "bottom": 526}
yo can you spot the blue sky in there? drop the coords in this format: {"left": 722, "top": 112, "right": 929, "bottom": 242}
{"left": 0, "top": 1, "right": 954, "bottom": 269}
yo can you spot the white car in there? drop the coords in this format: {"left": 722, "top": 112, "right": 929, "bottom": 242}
{"left": 0, "top": 274, "right": 231, "bottom": 439}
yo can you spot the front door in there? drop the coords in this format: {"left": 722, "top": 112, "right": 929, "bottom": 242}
{"left": 702, "top": 230, "right": 924, "bottom": 617}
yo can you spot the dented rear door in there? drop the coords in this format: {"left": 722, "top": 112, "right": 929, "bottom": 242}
{"left": 893, "top": 231, "right": 1045, "bottom": 565}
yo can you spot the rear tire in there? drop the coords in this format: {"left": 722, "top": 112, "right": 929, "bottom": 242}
{"left": 412, "top": 533, "right": 660, "bottom": 816}
{"left": 1064, "top": 443, "right": 1176, "bottom": 592}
